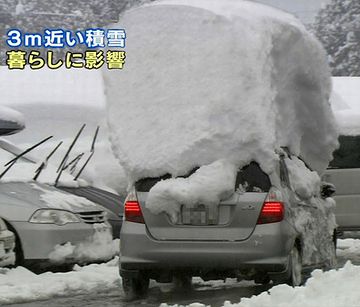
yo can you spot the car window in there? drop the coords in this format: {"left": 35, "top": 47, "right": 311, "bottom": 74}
{"left": 329, "top": 135, "right": 360, "bottom": 169}
{"left": 235, "top": 162, "right": 271, "bottom": 192}
{"left": 135, "top": 174, "right": 172, "bottom": 192}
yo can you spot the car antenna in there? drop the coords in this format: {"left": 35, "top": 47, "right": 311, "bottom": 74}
{"left": 74, "top": 126, "right": 99, "bottom": 181}
{"left": 54, "top": 124, "right": 86, "bottom": 186}
{"left": 33, "top": 141, "right": 63, "bottom": 181}
{"left": 0, "top": 135, "right": 53, "bottom": 180}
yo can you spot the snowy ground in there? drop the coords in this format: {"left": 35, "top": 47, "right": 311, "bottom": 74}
{"left": 1, "top": 238, "right": 359, "bottom": 307}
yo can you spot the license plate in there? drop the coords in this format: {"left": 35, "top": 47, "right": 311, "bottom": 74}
{"left": 181, "top": 204, "right": 218, "bottom": 225}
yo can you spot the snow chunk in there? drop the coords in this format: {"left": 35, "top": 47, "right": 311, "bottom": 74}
{"left": 49, "top": 224, "right": 119, "bottom": 264}
{"left": 146, "top": 160, "right": 237, "bottom": 221}
{"left": 0, "top": 257, "right": 119, "bottom": 305}
{"left": 31, "top": 184, "right": 98, "bottom": 211}
{"left": 105, "top": 0, "right": 338, "bottom": 184}
{"left": 285, "top": 156, "right": 321, "bottom": 199}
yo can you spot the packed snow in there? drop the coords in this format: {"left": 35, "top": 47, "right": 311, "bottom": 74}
{"left": 49, "top": 224, "right": 119, "bottom": 264}
{"left": 31, "top": 183, "right": 98, "bottom": 211}
{"left": 105, "top": 0, "right": 338, "bottom": 188}
{"left": 146, "top": 160, "right": 238, "bottom": 222}
{"left": 0, "top": 257, "right": 120, "bottom": 305}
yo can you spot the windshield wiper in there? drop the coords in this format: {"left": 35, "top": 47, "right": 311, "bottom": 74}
{"left": 55, "top": 124, "right": 85, "bottom": 186}
{"left": 33, "top": 141, "right": 63, "bottom": 181}
{"left": 0, "top": 135, "right": 53, "bottom": 180}
{"left": 74, "top": 126, "right": 99, "bottom": 181}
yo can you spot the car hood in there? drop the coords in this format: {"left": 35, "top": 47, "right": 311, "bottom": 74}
{"left": 0, "top": 182, "right": 102, "bottom": 214}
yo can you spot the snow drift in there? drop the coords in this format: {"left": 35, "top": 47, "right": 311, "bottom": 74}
{"left": 105, "top": 0, "right": 338, "bottom": 186}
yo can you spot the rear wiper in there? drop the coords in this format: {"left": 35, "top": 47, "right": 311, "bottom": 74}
{"left": 55, "top": 124, "right": 85, "bottom": 186}
{"left": 74, "top": 126, "right": 99, "bottom": 181}
{"left": 0, "top": 135, "right": 53, "bottom": 180}
{"left": 33, "top": 141, "right": 63, "bottom": 181}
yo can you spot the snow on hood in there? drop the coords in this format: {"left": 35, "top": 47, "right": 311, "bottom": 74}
{"left": 104, "top": 0, "right": 338, "bottom": 184}
{"left": 31, "top": 183, "right": 99, "bottom": 212}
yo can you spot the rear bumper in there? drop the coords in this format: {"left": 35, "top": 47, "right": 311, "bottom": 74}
{"left": 120, "top": 221, "right": 296, "bottom": 275}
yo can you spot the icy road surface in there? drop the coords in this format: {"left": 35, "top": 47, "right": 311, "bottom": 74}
{"left": 5, "top": 238, "right": 360, "bottom": 307}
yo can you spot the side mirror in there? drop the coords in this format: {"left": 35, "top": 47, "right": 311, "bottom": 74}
{"left": 321, "top": 182, "right": 336, "bottom": 198}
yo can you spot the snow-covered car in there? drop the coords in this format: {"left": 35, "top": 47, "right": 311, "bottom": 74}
{"left": 0, "top": 138, "right": 124, "bottom": 239}
{"left": 0, "top": 217, "right": 15, "bottom": 267}
{"left": 59, "top": 186, "right": 124, "bottom": 238}
{"left": 0, "top": 181, "right": 115, "bottom": 271}
{"left": 120, "top": 151, "right": 337, "bottom": 300}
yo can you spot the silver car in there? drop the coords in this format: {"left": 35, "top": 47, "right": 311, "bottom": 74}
{"left": 0, "top": 181, "right": 112, "bottom": 271}
{"left": 120, "top": 152, "right": 336, "bottom": 300}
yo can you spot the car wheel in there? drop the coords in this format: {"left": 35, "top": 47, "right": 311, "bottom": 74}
{"left": 325, "top": 239, "right": 337, "bottom": 270}
{"left": 173, "top": 274, "right": 192, "bottom": 290}
{"left": 122, "top": 274, "right": 150, "bottom": 301}
{"left": 287, "top": 245, "right": 302, "bottom": 287}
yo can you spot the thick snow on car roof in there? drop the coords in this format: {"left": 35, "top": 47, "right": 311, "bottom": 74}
{"left": 104, "top": 0, "right": 338, "bottom": 182}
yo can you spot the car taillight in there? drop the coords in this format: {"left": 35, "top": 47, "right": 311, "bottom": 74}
{"left": 257, "top": 188, "right": 284, "bottom": 224}
{"left": 257, "top": 201, "right": 284, "bottom": 224}
{"left": 124, "top": 190, "right": 145, "bottom": 224}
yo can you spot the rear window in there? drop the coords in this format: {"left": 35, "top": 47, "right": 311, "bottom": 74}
{"left": 135, "top": 167, "right": 199, "bottom": 192}
{"left": 235, "top": 162, "right": 271, "bottom": 192}
{"left": 329, "top": 135, "right": 360, "bottom": 169}
{"left": 135, "top": 174, "right": 171, "bottom": 192}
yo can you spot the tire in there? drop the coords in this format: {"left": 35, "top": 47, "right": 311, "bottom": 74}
{"left": 122, "top": 274, "right": 150, "bottom": 301}
{"left": 287, "top": 245, "right": 302, "bottom": 287}
{"left": 325, "top": 239, "right": 337, "bottom": 270}
{"left": 173, "top": 274, "right": 192, "bottom": 290}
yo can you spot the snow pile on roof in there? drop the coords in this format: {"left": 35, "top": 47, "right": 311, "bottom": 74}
{"left": 0, "top": 257, "right": 120, "bottom": 305}
{"left": 105, "top": 0, "right": 338, "bottom": 183}
{"left": 49, "top": 224, "right": 119, "bottom": 264}
{"left": 331, "top": 77, "right": 360, "bottom": 135}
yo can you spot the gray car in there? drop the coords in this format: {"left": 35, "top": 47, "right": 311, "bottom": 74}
{"left": 0, "top": 181, "right": 113, "bottom": 271}
{"left": 120, "top": 151, "right": 337, "bottom": 300}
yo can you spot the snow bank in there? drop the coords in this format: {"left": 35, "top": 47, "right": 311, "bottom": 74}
{"left": 146, "top": 160, "right": 238, "bottom": 222}
{"left": 0, "top": 257, "right": 120, "bottom": 305}
{"left": 49, "top": 224, "right": 119, "bottom": 264}
{"left": 105, "top": 0, "right": 338, "bottom": 186}
{"left": 161, "top": 262, "right": 360, "bottom": 307}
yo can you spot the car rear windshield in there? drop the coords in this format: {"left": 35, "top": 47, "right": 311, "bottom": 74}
{"left": 329, "top": 135, "right": 360, "bottom": 169}
{"left": 235, "top": 162, "right": 271, "bottom": 192}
